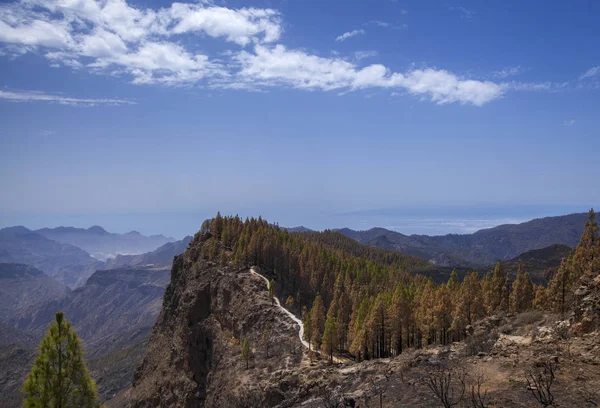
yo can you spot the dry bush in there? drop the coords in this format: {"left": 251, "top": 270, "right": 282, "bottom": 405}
{"left": 515, "top": 311, "right": 545, "bottom": 327}
{"left": 423, "top": 364, "right": 467, "bottom": 408}
{"left": 582, "top": 383, "right": 599, "bottom": 407}
{"left": 226, "top": 385, "right": 265, "bottom": 408}
{"left": 469, "top": 370, "right": 491, "bottom": 408}
{"left": 525, "top": 359, "right": 558, "bottom": 407}
{"left": 320, "top": 386, "right": 343, "bottom": 408}
{"left": 464, "top": 329, "right": 499, "bottom": 356}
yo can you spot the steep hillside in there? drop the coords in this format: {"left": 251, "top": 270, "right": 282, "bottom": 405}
{"left": 104, "top": 236, "right": 192, "bottom": 269}
{"left": 0, "top": 226, "right": 102, "bottom": 287}
{"left": 0, "top": 266, "right": 170, "bottom": 408}
{"left": 121, "top": 237, "right": 302, "bottom": 407}
{"left": 12, "top": 267, "right": 169, "bottom": 357}
{"left": 36, "top": 226, "right": 175, "bottom": 261}
{"left": 339, "top": 212, "right": 588, "bottom": 267}
{"left": 494, "top": 244, "right": 572, "bottom": 285}
{"left": 0, "top": 263, "right": 70, "bottom": 320}
{"left": 120, "top": 215, "right": 600, "bottom": 408}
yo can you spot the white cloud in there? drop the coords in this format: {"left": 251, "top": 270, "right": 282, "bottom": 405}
{"left": 368, "top": 20, "right": 407, "bottom": 30}
{"left": 354, "top": 50, "right": 378, "bottom": 60}
{"left": 0, "top": 0, "right": 281, "bottom": 85}
{"left": 561, "top": 119, "right": 576, "bottom": 126}
{"left": 0, "top": 19, "right": 74, "bottom": 48}
{"left": 335, "top": 29, "right": 365, "bottom": 42}
{"left": 0, "top": 0, "right": 547, "bottom": 106}
{"left": 168, "top": 3, "right": 281, "bottom": 46}
{"left": 493, "top": 66, "right": 521, "bottom": 78}
{"left": 233, "top": 45, "right": 503, "bottom": 105}
{"left": 0, "top": 89, "right": 135, "bottom": 105}
{"left": 580, "top": 66, "right": 600, "bottom": 80}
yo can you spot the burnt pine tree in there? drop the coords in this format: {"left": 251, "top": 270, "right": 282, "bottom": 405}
{"left": 23, "top": 312, "right": 101, "bottom": 408}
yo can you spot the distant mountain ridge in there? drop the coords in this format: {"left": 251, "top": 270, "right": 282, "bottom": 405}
{"left": 0, "top": 226, "right": 102, "bottom": 287}
{"left": 35, "top": 226, "right": 175, "bottom": 261}
{"left": 104, "top": 236, "right": 192, "bottom": 269}
{"left": 338, "top": 212, "right": 588, "bottom": 267}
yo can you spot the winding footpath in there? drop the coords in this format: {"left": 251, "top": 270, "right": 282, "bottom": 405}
{"left": 250, "top": 267, "right": 345, "bottom": 364}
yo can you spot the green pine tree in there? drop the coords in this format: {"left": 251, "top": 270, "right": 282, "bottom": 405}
{"left": 241, "top": 337, "right": 251, "bottom": 369}
{"left": 22, "top": 312, "right": 101, "bottom": 408}
{"left": 268, "top": 279, "right": 275, "bottom": 305}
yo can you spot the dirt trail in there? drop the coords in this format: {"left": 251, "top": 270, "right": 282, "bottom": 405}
{"left": 250, "top": 267, "right": 347, "bottom": 364}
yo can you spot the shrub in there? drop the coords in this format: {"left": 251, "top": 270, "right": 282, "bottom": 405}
{"left": 464, "top": 330, "right": 499, "bottom": 356}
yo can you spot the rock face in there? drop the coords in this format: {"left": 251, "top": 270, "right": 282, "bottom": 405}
{"left": 122, "top": 234, "right": 300, "bottom": 408}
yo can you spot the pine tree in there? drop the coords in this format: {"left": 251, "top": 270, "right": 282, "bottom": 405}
{"left": 310, "top": 294, "right": 326, "bottom": 350}
{"left": 321, "top": 315, "right": 337, "bottom": 363}
{"left": 547, "top": 257, "right": 573, "bottom": 315}
{"left": 262, "top": 329, "right": 270, "bottom": 358}
{"left": 302, "top": 307, "right": 313, "bottom": 352}
{"left": 268, "top": 279, "right": 275, "bottom": 305}
{"left": 533, "top": 285, "right": 550, "bottom": 311}
{"left": 572, "top": 208, "right": 599, "bottom": 282}
{"left": 510, "top": 264, "right": 535, "bottom": 313}
{"left": 241, "top": 337, "right": 251, "bottom": 369}
{"left": 489, "top": 262, "right": 509, "bottom": 313}
{"left": 22, "top": 312, "right": 101, "bottom": 408}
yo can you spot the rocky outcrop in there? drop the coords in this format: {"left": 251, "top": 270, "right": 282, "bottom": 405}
{"left": 573, "top": 274, "right": 600, "bottom": 335}
{"left": 122, "top": 234, "right": 301, "bottom": 408}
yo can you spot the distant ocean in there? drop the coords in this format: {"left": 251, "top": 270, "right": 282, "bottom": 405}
{"left": 0, "top": 204, "right": 592, "bottom": 240}
{"left": 325, "top": 204, "right": 590, "bottom": 236}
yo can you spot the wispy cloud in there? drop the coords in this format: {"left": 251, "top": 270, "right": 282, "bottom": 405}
{"left": 0, "top": 90, "right": 135, "bottom": 106}
{"left": 492, "top": 66, "right": 522, "bottom": 79}
{"left": 354, "top": 50, "right": 378, "bottom": 60}
{"left": 40, "top": 129, "right": 56, "bottom": 135}
{"left": 561, "top": 119, "right": 576, "bottom": 126}
{"left": 335, "top": 29, "right": 365, "bottom": 42}
{"left": 367, "top": 20, "right": 408, "bottom": 30}
{"left": 580, "top": 66, "right": 600, "bottom": 80}
{"left": 449, "top": 6, "right": 476, "bottom": 20}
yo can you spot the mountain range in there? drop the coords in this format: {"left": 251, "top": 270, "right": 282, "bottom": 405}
{"left": 337, "top": 212, "right": 587, "bottom": 267}
{"left": 0, "top": 211, "right": 596, "bottom": 407}
{"left": 35, "top": 226, "right": 175, "bottom": 261}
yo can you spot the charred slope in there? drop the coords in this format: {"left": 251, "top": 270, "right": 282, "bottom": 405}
{"left": 122, "top": 233, "right": 301, "bottom": 408}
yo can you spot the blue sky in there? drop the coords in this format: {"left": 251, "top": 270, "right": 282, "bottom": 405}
{"left": 0, "top": 0, "right": 599, "bottom": 238}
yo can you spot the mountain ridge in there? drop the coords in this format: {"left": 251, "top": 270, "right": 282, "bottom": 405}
{"left": 35, "top": 226, "right": 175, "bottom": 261}
{"left": 337, "top": 212, "right": 588, "bottom": 267}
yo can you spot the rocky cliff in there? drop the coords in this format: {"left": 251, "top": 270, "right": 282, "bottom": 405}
{"left": 119, "top": 233, "right": 302, "bottom": 407}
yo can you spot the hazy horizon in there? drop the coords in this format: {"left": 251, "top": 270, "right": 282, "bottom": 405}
{"left": 1, "top": 203, "right": 594, "bottom": 240}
